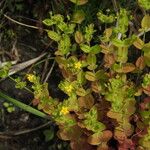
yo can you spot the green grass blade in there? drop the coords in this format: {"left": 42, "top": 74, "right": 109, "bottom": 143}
{"left": 0, "top": 91, "right": 50, "bottom": 119}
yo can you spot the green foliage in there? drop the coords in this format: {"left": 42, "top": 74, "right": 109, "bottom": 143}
{"left": 97, "top": 11, "right": 116, "bottom": 23}
{"left": 3, "top": 102, "right": 15, "bottom": 113}
{"left": 69, "top": 0, "right": 88, "bottom": 5}
{"left": 83, "top": 106, "right": 106, "bottom": 133}
{"left": 14, "top": 77, "right": 27, "bottom": 89}
{"left": 84, "top": 24, "right": 96, "bottom": 44}
{"left": 72, "top": 10, "right": 85, "bottom": 24}
{"left": 1, "top": 0, "right": 150, "bottom": 149}
{"left": 114, "top": 8, "right": 131, "bottom": 34}
{"left": 138, "top": 0, "right": 150, "bottom": 10}
{"left": 59, "top": 80, "right": 78, "bottom": 96}
{"left": 142, "top": 73, "right": 150, "bottom": 96}
{"left": 0, "top": 62, "right": 11, "bottom": 78}
{"left": 142, "top": 73, "right": 150, "bottom": 88}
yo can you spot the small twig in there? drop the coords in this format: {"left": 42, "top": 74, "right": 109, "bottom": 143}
{"left": 44, "top": 61, "right": 55, "bottom": 83}
{"left": 131, "top": 129, "right": 143, "bottom": 140}
{"left": 0, "top": 121, "right": 52, "bottom": 136}
{"left": 41, "top": 54, "right": 51, "bottom": 82}
{"left": 0, "top": 0, "right": 5, "bottom": 7}
{"left": 111, "top": 0, "right": 118, "bottom": 13}
{"left": 8, "top": 76, "right": 33, "bottom": 94}
{"left": 4, "top": 14, "right": 44, "bottom": 30}
{"left": 19, "top": 43, "right": 37, "bottom": 52}
{"left": 0, "top": 134, "right": 12, "bottom": 139}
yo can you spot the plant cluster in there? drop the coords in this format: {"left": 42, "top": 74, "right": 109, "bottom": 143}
{"left": 1, "top": 0, "right": 150, "bottom": 149}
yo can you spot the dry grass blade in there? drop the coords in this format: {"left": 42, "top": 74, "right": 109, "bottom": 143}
{"left": 8, "top": 53, "right": 47, "bottom": 76}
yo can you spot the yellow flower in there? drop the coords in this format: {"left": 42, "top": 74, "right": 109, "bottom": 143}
{"left": 27, "top": 74, "right": 35, "bottom": 82}
{"left": 65, "top": 85, "right": 73, "bottom": 93}
{"left": 60, "top": 106, "right": 69, "bottom": 115}
{"left": 74, "top": 61, "right": 82, "bottom": 69}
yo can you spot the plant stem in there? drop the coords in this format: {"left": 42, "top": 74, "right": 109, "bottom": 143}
{"left": 8, "top": 76, "right": 33, "bottom": 94}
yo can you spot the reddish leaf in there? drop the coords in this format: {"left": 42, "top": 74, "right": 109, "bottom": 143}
{"left": 75, "top": 31, "right": 84, "bottom": 43}
{"left": 136, "top": 56, "right": 145, "bottom": 70}
{"left": 78, "top": 94, "right": 94, "bottom": 109}
{"left": 143, "top": 85, "right": 150, "bottom": 96}
{"left": 122, "top": 63, "right": 135, "bottom": 73}
{"left": 118, "top": 139, "right": 135, "bottom": 150}
{"left": 87, "top": 133, "right": 102, "bottom": 145}
{"left": 114, "top": 129, "right": 126, "bottom": 142}
{"left": 70, "top": 135, "right": 94, "bottom": 150}
{"left": 107, "top": 110, "right": 122, "bottom": 121}
{"left": 97, "top": 142, "right": 109, "bottom": 150}
{"left": 32, "top": 98, "right": 40, "bottom": 106}
{"left": 87, "top": 130, "right": 112, "bottom": 145}
{"left": 104, "top": 53, "right": 115, "bottom": 68}
{"left": 57, "top": 125, "right": 82, "bottom": 141}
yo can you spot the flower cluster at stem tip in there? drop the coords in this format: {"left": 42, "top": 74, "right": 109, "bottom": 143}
{"left": 60, "top": 106, "right": 69, "bottom": 115}
{"left": 27, "top": 74, "right": 35, "bottom": 82}
{"left": 65, "top": 84, "right": 73, "bottom": 93}
{"left": 74, "top": 61, "right": 82, "bottom": 70}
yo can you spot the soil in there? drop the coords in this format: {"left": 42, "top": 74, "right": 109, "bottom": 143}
{"left": 0, "top": 29, "right": 69, "bottom": 150}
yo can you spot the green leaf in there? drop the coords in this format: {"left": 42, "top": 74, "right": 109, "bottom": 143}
{"left": 47, "top": 30, "right": 61, "bottom": 42}
{"left": 90, "top": 45, "right": 101, "bottom": 54}
{"left": 133, "top": 37, "right": 145, "bottom": 49}
{"left": 84, "top": 24, "right": 95, "bottom": 43}
{"left": 87, "top": 65, "right": 97, "bottom": 71}
{"left": 77, "top": 71, "right": 86, "bottom": 85}
{"left": 75, "top": 31, "right": 84, "bottom": 44}
{"left": 58, "top": 34, "right": 71, "bottom": 55}
{"left": 43, "top": 19, "right": 54, "bottom": 26}
{"left": 80, "top": 44, "right": 91, "bottom": 53}
{"left": 43, "top": 128, "right": 54, "bottom": 142}
{"left": 142, "top": 43, "right": 150, "bottom": 67}
{"left": 112, "top": 63, "right": 135, "bottom": 73}
{"left": 69, "top": 0, "right": 88, "bottom": 5}
{"left": 141, "top": 15, "right": 150, "bottom": 30}
{"left": 0, "top": 62, "right": 11, "bottom": 78}
{"left": 138, "top": 0, "right": 150, "bottom": 10}
{"left": 112, "top": 35, "right": 137, "bottom": 48}
{"left": 7, "top": 106, "right": 15, "bottom": 113}
{"left": 95, "top": 70, "right": 107, "bottom": 81}
{"left": 116, "top": 47, "right": 128, "bottom": 63}
{"left": 3, "top": 102, "right": 9, "bottom": 107}
{"left": 88, "top": 131, "right": 112, "bottom": 145}
{"left": 97, "top": 11, "right": 115, "bottom": 23}
{"left": 87, "top": 54, "right": 96, "bottom": 65}
{"left": 72, "top": 10, "right": 85, "bottom": 24}
{"left": 87, "top": 54, "right": 97, "bottom": 70}
{"left": 76, "top": 88, "right": 88, "bottom": 96}
{"left": 55, "top": 56, "right": 67, "bottom": 66}
{"left": 140, "top": 111, "right": 150, "bottom": 119}
{"left": 85, "top": 71, "right": 96, "bottom": 81}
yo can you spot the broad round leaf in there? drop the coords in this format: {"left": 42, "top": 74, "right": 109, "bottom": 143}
{"left": 136, "top": 56, "right": 145, "bottom": 70}
{"left": 75, "top": 31, "right": 84, "bottom": 44}
{"left": 78, "top": 94, "right": 94, "bottom": 109}
{"left": 69, "top": 0, "right": 88, "bottom": 5}
{"left": 88, "top": 130, "right": 112, "bottom": 145}
{"left": 133, "top": 38, "right": 144, "bottom": 49}
{"left": 141, "top": 15, "right": 150, "bottom": 30}
{"left": 85, "top": 71, "right": 96, "bottom": 81}
{"left": 72, "top": 10, "right": 85, "bottom": 24}
{"left": 47, "top": 30, "right": 61, "bottom": 42}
